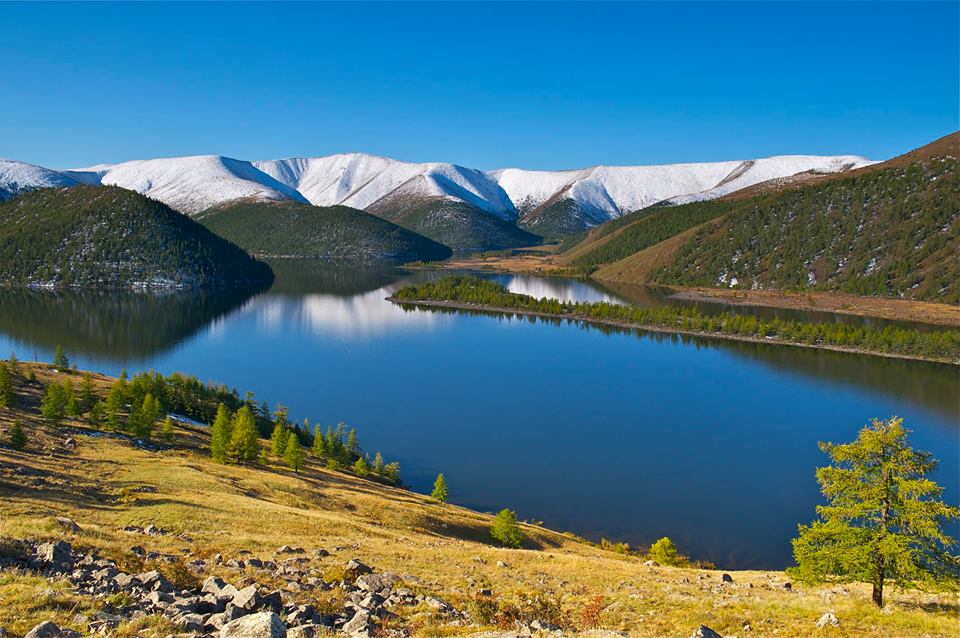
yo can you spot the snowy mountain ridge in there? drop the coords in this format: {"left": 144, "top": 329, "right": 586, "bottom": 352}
{"left": 1, "top": 152, "right": 876, "bottom": 230}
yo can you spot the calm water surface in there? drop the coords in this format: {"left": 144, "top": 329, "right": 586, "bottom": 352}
{"left": 1, "top": 262, "right": 956, "bottom": 569}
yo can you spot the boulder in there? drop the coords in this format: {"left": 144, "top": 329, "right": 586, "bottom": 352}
{"left": 220, "top": 612, "right": 286, "bottom": 638}
{"left": 341, "top": 610, "right": 372, "bottom": 638}
{"left": 345, "top": 559, "right": 373, "bottom": 576}
{"left": 55, "top": 517, "right": 81, "bottom": 532}
{"left": 721, "top": 573, "right": 733, "bottom": 583}
{"left": 24, "top": 622, "right": 62, "bottom": 638}
{"left": 232, "top": 585, "right": 262, "bottom": 611}
{"left": 35, "top": 541, "right": 74, "bottom": 570}
{"left": 689, "top": 626, "right": 722, "bottom": 638}
{"left": 816, "top": 613, "right": 840, "bottom": 628}
{"left": 355, "top": 572, "right": 399, "bottom": 594}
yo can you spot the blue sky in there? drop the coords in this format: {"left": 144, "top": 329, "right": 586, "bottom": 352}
{"left": 2, "top": 1, "right": 957, "bottom": 169}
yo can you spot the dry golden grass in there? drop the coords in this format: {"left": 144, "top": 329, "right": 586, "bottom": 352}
{"left": 0, "top": 364, "right": 957, "bottom": 637}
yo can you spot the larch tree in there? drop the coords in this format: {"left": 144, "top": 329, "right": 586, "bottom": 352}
{"left": 790, "top": 417, "right": 959, "bottom": 607}
{"left": 284, "top": 435, "right": 305, "bottom": 473}
{"left": 228, "top": 405, "right": 260, "bottom": 464}
{"left": 53, "top": 345, "right": 70, "bottom": 369}
{"left": 210, "top": 403, "right": 233, "bottom": 463}
{"left": 431, "top": 473, "right": 449, "bottom": 503}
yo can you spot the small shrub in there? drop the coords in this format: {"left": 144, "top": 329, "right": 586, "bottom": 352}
{"left": 8, "top": 420, "right": 27, "bottom": 450}
{"left": 580, "top": 595, "right": 605, "bottom": 629}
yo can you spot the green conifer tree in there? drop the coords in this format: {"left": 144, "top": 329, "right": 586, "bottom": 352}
{"left": 790, "top": 417, "right": 960, "bottom": 607}
{"left": 40, "top": 382, "right": 68, "bottom": 423}
{"left": 490, "top": 509, "right": 524, "bottom": 548}
{"left": 53, "top": 345, "right": 70, "bottom": 369}
{"left": 311, "top": 424, "right": 326, "bottom": 457}
{"left": 8, "top": 351, "right": 19, "bottom": 375}
{"left": 372, "top": 452, "right": 384, "bottom": 475}
{"left": 9, "top": 419, "right": 27, "bottom": 450}
{"left": 79, "top": 372, "right": 96, "bottom": 413}
{"left": 134, "top": 393, "right": 161, "bottom": 438}
{"left": 161, "top": 416, "right": 175, "bottom": 442}
{"left": 284, "top": 435, "right": 306, "bottom": 473}
{"left": 210, "top": 403, "right": 233, "bottom": 463}
{"left": 0, "top": 362, "right": 15, "bottom": 408}
{"left": 270, "top": 420, "right": 289, "bottom": 457}
{"left": 228, "top": 405, "right": 260, "bottom": 465}
{"left": 431, "top": 473, "right": 449, "bottom": 503}
{"left": 353, "top": 455, "right": 369, "bottom": 476}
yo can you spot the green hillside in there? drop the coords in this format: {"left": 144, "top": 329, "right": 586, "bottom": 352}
{"left": 374, "top": 198, "right": 541, "bottom": 253}
{"left": 0, "top": 186, "right": 273, "bottom": 289}
{"left": 652, "top": 154, "right": 959, "bottom": 302}
{"left": 198, "top": 200, "right": 452, "bottom": 263}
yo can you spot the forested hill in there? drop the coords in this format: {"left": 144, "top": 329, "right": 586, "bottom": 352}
{"left": 0, "top": 185, "right": 273, "bottom": 289}
{"left": 565, "top": 132, "right": 959, "bottom": 304}
{"left": 198, "top": 200, "right": 453, "bottom": 263}
{"left": 651, "top": 140, "right": 958, "bottom": 302}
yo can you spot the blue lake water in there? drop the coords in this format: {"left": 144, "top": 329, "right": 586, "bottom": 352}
{"left": 1, "top": 263, "right": 956, "bottom": 569}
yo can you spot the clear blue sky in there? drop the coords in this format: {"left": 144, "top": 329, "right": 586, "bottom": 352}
{"left": 2, "top": 1, "right": 957, "bottom": 169}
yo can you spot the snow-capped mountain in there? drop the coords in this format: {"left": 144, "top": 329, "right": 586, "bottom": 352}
{"left": 2, "top": 152, "right": 876, "bottom": 233}
{"left": 0, "top": 159, "right": 79, "bottom": 200}
{"left": 64, "top": 156, "right": 308, "bottom": 214}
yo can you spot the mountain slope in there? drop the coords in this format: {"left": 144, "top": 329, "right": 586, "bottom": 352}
{"left": 574, "top": 133, "right": 958, "bottom": 304}
{"left": 198, "top": 200, "right": 453, "bottom": 262}
{"left": 0, "top": 185, "right": 273, "bottom": 288}
{"left": 0, "top": 159, "right": 79, "bottom": 201}
{"left": 65, "top": 156, "right": 308, "bottom": 215}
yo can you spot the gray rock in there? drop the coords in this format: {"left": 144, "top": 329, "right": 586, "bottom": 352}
{"left": 205, "top": 605, "right": 245, "bottom": 630}
{"left": 689, "top": 626, "right": 723, "bottom": 638}
{"left": 286, "top": 625, "right": 323, "bottom": 638}
{"left": 721, "top": 573, "right": 733, "bottom": 583}
{"left": 816, "top": 613, "right": 839, "bottom": 628}
{"left": 233, "top": 585, "right": 262, "bottom": 611}
{"left": 345, "top": 559, "right": 372, "bottom": 576}
{"left": 135, "top": 569, "right": 173, "bottom": 592}
{"left": 35, "top": 541, "right": 74, "bottom": 570}
{"left": 175, "top": 613, "right": 207, "bottom": 632}
{"left": 355, "top": 572, "right": 399, "bottom": 594}
{"left": 24, "top": 622, "right": 62, "bottom": 638}
{"left": 342, "top": 610, "right": 372, "bottom": 638}
{"left": 55, "top": 517, "right": 81, "bottom": 532}
{"left": 643, "top": 560, "right": 659, "bottom": 567}
{"left": 220, "top": 611, "right": 286, "bottom": 638}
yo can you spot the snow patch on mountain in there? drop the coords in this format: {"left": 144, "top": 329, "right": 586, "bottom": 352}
{"left": 255, "top": 154, "right": 517, "bottom": 220}
{"left": 0, "top": 159, "right": 79, "bottom": 200}
{"left": 65, "top": 156, "right": 308, "bottom": 214}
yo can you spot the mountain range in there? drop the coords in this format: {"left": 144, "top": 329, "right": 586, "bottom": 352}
{"left": 0, "top": 151, "right": 876, "bottom": 249}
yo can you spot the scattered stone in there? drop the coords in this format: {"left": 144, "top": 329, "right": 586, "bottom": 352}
{"left": 816, "top": 613, "right": 839, "bottom": 628}
{"left": 689, "top": 626, "right": 723, "bottom": 638}
{"left": 345, "top": 559, "right": 373, "bottom": 576}
{"left": 232, "top": 585, "right": 262, "bottom": 611}
{"left": 496, "top": 560, "right": 509, "bottom": 568}
{"left": 341, "top": 610, "right": 372, "bottom": 638}
{"left": 220, "top": 612, "right": 286, "bottom": 638}
{"left": 24, "top": 622, "right": 62, "bottom": 638}
{"left": 55, "top": 517, "right": 80, "bottom": 532}
{"left": 721, "top": 573, "right": 734, "bottom": 583}
{"left": 312, "top": 549, "right": 329, "bottom": 559}
{"left": 35, "top": 540, "right": 74, "bottom": 570}
{"left": 643, "top": 560, "right": 659, "bottom": 567}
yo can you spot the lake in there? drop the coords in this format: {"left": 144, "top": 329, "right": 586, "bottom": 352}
{"left": 1, "top": 262, "right": 956, "bottom": 569}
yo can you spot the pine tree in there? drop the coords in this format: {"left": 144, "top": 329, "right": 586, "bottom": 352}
{"left": 8, "top": 351, "right": 19, "bottom": 375}
{"left": 284, "top": 435, "right": 305, "bottom": 473}
{"left": 490, "top": 509, "right": 524, "bottom": 548}
{"left": 270, "top": 420, "right": 289, "bottom": 457}
{"left": 79, "top": 372, "right": 96, "bottom": 413}
{"left": 431, "top": 473, "right": 449, "bottom": 503}
{"left": 372, "top": 452, "right": 384, "bottom": 476}
{"left": 40, "top": 382, "right": 68, "bottom": 423}
{"left": 353, "top": 455, "right": 369, "bottom": 476}
{"left": 228, "top": 405, "right": 260, "bottom": 465}
{"left": 383, "top": 462, "right": 401, "bottom": 484}
{"left": 53, "top": 345, "right": 70, "bottom": 369}
{"left": 790, "top": 417, "right": 960, "bottom": 607}
{"left": 105, "top": 379, "right": 126, "bottom": 431}
{"left": 0, "top": 362, "right": 15, "bottom": 408}
{"left": 210, "top": 403, "right": 233, "bottom": 463}
{"left": 161, "top": 416, "right": 175, "bottom": 442}
{"left": 134, "top": 393, "right": 161, "bottom": 438}
{"left": 9, "top": 419, "right": 27, "bottom": 450}
{"left": 311, "top": 424, "right": 326, "bottom": 457}
{"left": 346, "top": 428, "right": 359, "bottom": 455}
{"left": 65, "top": 381, "right": 80, "bottom": 418}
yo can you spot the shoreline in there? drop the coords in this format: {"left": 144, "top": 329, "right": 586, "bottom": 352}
{"left": 405, "top": 255, "right": 960, "bottom": 328}
{"left": 387, "top": 297, "right": 959, "bottom": 365}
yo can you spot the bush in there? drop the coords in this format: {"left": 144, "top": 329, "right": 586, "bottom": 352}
{"left": 490, "top": 509, "right": 524, "bottom": 548}
{"left": 8, "top": 420, "right": 27, "bottom": 451}
{"left": 648, "top": 536, "right": 686, "bottom": 566}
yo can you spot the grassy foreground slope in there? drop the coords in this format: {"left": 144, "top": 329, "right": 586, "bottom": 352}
{"left": 199, "top": 201, "right": 453, "bottom": 263}
{"left": 0, "top": 186, "right": 273, "bottom": 289}
{"left": 1, "top": 363, "right": 957, "bottom": 637}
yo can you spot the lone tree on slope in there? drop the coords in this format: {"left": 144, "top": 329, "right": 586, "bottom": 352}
{"left": 790, "top": 416, "right": 959, "bottom": 607}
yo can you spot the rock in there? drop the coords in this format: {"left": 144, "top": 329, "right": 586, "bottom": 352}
{"left": 259, "top": 589, "right": 282, "bottom": 613}
{"left": 135, "top": 569, "right": 172, "bottom": 592}
{"left": 129, "top": 545, "right": 145, "bottom": 556}
{"left": 342, "top": 610, "right": 372, "bottom": 638}
{"left": 24, "top": 622, "right": 62, "bottom": 638}
{"left": 643, "top": 560, "right": 659, "bottom": 567}
{"left": 175, "top": 613, "right": 207, "bottom": 632}
{"left": 689, "top": 626, "right": 723, "bottom": 638}
{"left": 206, "top": 605, "right": 245, "bottom": 630}
{"left": 55, "top": 517, "right": 81, "bottom": 532}
{"left": 355, "top": 572, "right": 399, "bottom": 593}
{"left": 35, "top": 541, "right": 74, "bottom": 570}
{"left": 781, "top": 582, "right": 792, "bottom": 591}
{"left": 496, "top": 560, "right": 509, "bottom": 568}
{"left": 816, "top": 613, "right": 839, "bottom": 628}
{"left": 345, "top": 559, "right": 373, "bottom": 576}
{"left": 232, "top": 585, "right": 262, "bottom": 611}
{"left": 203, "top": 576, "right": 230, "bottom": 595}
{"left": 287, "top": 626, "right": 323, "bottom": 638}
{"left": 721, "top": 573, "right": 733, "bottom": 583}
{"left": 63, "top": 438, "right": 77, "bottom": 449}
{"left": 220, "top": 612, "right": 286, "bottom": 638}
{"left": 312, "top": 549, "right": 329, "bottom": 559}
